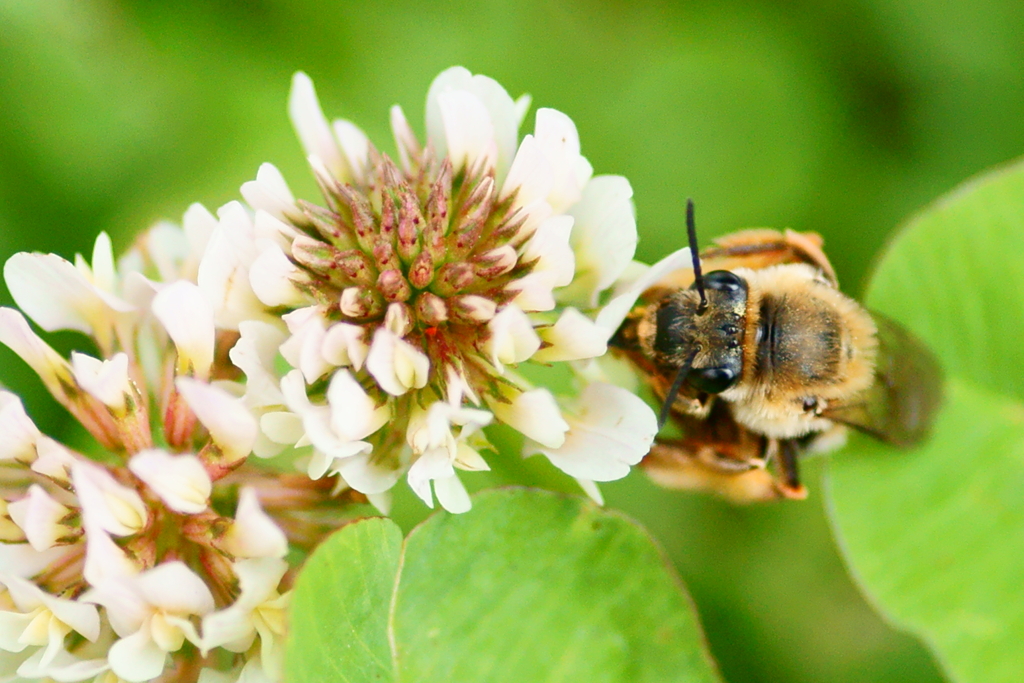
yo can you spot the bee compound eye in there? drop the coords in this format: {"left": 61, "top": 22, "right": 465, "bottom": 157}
{"left": 702, "top": 270, "right": 744, "bottom": 292}
{"left": 687, "top": 366, "right": 738, "bottom": 394}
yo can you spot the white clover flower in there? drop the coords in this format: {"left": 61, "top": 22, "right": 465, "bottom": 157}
{"left": 0, "top": 222, "right": 362, "bottom": 681}
{"left": 201, "top": 558, "right": 291, "bottom": 681}
{"left": 84, "top": 561, "right": 214, "bottom": 682}
{"left": 0, "top": 573, "right": 101, "bottom": 676}
{"left": 226, "top": 67, "right": 658, "bottom": 510}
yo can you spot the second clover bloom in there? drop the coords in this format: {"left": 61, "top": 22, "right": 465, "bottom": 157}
{"left": 229, "top": 67, "right": 657, "bottom": 511}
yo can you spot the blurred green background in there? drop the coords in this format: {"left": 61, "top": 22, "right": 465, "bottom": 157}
{"left": 3, "top": 1, "right": 1023, "bottom": 681}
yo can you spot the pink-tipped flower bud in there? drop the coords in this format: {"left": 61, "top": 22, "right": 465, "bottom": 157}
{"left": 373, "top": 242, "right": 400, "bottom": 273}
{"left": 415, "top": 292, "right": 449, "bottom": 325}
{"left": 408, "top": 250, "right": 435, "bottom": 289}
{"left": 377, "top": 269, "right": 412, "bottom": 302}
{"left": 434, "top": 262, "right": 476, "bottom": 296}
{"left": 450, "top": 295, "right": 497, "bottom": 324}
{"left": 397, "top": 188, "right": 426, "bottom": 262}
{"left": 340, "top": 287, "right": 384, "bottom": 320}
{"left": 474, "top": 245, "right": 518, "bottom": 280}
{"left": 384, "top": 303, "right": 413, "bottom": 337}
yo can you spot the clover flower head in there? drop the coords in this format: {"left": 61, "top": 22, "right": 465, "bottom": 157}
{"left": 226, "top": 67, "right": 658, "bottom": 512}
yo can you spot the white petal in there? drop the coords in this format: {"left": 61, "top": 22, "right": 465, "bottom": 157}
{"left": 279, "top": 369, "right": 313, "bottom": 414}
{"left": 197, "top": 204, "right": 267, "bottom": 330}
{"left": 136, "top": 561, "right": 215, "bottom": 615}
{"left": 82, "top": 568, "right": 148, "bottom": 636}
{"left": 260, "top": 411, "right": 305, "bottom": 446}
{"left": 0, "top": 543, "right": 67, "bottom": 579}
{"left": 326, "top": 370, "right": 389, "bottom": 441}
{"left": 333, "top": 452, "right": 401, "bottom": 495}
{"left": 284, "top": 378, "right": 374, "bottom": 466}
{"left": 501, "top": 134, "right": 553, "bottom": 206}
{"left": 176, "top": 378, "right": 258, "bottom": 463}
{"left": 183, "top": 203, "right": 219, "bottom": 264}
{"left": 406, "top": 448, "right": 451, "bottom": 508}
{"left": 521, "top": 214, "right": 575, "bottom": 288}
{"left": 201, "top": 603, "right": 256, "bottom": 655}
{"left": 129, "top": 450, "right": 212, "bottom": 515}
{"left": 152, "top": 280, "right": 215, "bottom": 380}
{"left": 7, "top": 485, "right": 70, "bottom": 551}
{"left": 566, "top": 175, "right": 638, "bottom": 304}
{"left": 81, "top": 524, "right": 137, "bottom": 587}
{"left": 108, "top": 628, "right": 168, "bottom": 682}
{"left": 365, "top": 328, "right": 429, "bottom": 396}
{"left": 533, "top": 107, "right": 593, "bottom": 213}
{"left": 514, "top": 94, "right": 533, "bottom": 129}
{"left": 4, "top": 252, "right": 130, "bottom": 338}
{"left": 289, "top": 72, "right": 351, "bottom": 183}
{"left": 367, "top": 491, "right": 392, "bottom": 515}
{"left": 5, "top": 576, "right": 100, "bottom": 641}
{"left": 437, "top": 89, "right": 498, "bottom": 173}
{"left": 90, "top": 232, "right": 117, "bottom": 293}
{"left": 505, "top": 271, "right": 558, "bottom": 312}
{"left": 71, "top": 460, "right": 147, "bottom": 537}
{"left": 0, "top": 308, "right": 74, "bottom": 399}
{"left": 123, "top": 222, "right": 189, "bottom": 285}
{"left": 532, "top": 308, "right": 608, "bottom": 362}
{"left": 445, "top": 365, "right": 480, "bottom": 406}
{"left": 240, "top": 163, "right": 297, "bottom": 222}
{"left": 252, "top": 429, "right": 287, "bottom": 459}
{"left": 321, "top": 321, "right": 368, "bottom": 370}
{"left": 0, "top": 391, "right": 41, "bottom": 463}
{"left": 279, "top": 309, "right": 331, "bottom": 384}
{"left": 484, "top": 305, "right": 541, "bottom": 373}
{"left": 16, "top": 647, "right": 109, "bottom": 682}
{"left": 230, "top": 321, "right": 288, "bottom": 409}
{"left": 254, "top": 209, "right": 301, "bottom": 245}
{"left": 249, "top": 243, "right": 307, "bottom": 308}
{"left": 390, "top": 104, "right": 420, "bottom": 172}
{"left": 29, "top": 437, "right": 77, "bottom": 484}
{"left": 0, "top": 610, "right": 34, "bottom": 653}
{"left": 425, "top": 67, "right": 519, "bottom": 180}
{"left": 575, "top": 478, "right": 605, "bottom": 506}
{"left": 530, "top": 383, "right": 657, "bottom": 481}
{"left": 454, "top": 442, "right": 491, "bottom": 471}
{"left": 488, "top": 388, "right": 568, "bottom": 448}
{"left": 223, "top": 489, "right": 288, "bottom": 559}
{"left": 595, "top": 247, "right": 693, "bottom": 337}
{"left": 70, "top": 351, "right": 132, "bottom": 410}
{"left": 332, "top": 119, "right": 371, "bottom": 183}
{"left": 234, "top": 557, "right": 288, "bottom": 607}
{"left": 434, "top": 473, "right": 472, "bottom": 514}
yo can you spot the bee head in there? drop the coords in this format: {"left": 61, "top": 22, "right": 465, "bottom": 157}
{"left": 654, "top": 270, "right": 747, "bottom": 394}
{"left": 655, "top": 200, "right": 747, "bottom": 429}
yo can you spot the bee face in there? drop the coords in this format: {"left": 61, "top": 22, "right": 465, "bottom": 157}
{"left": 647, "top": 270, "right": 748, "bottom": 395}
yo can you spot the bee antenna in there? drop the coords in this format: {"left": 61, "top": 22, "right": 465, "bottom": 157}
{"left": 686, "top": 199, "right": 708, "bottom": 314}
{"left": 658, "top": 348, "right": 698, "bottom": 430}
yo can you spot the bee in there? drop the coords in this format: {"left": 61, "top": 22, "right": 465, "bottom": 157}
{"left": 610, "top": 200, "right": 942, "bottom": 502}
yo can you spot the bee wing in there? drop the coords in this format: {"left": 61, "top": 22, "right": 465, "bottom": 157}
{"left": 823, "top": 313, "right": 943, "bottom": 446}
{"left": 700, "top": 229, "right": 839, "bottom": 285}
{"left": 640, "top": 230, "right": 840, "bottom": 294}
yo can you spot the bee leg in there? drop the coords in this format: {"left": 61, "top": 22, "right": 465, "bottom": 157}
{"left": 691, "top": 443, "right": 758, "bottom": 472}
{"left": 643, "top": 440, "right": 788, "bottom": 503}
{"left": 775, "top": 439, "right": 808, "bottom": 499}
